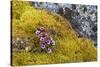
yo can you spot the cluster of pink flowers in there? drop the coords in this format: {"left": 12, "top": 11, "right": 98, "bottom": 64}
{"left": 36, "top": 27, "right": 55, "bottom": 53}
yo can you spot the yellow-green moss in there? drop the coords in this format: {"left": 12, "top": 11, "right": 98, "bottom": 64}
{"left": 12, "top": 1, "right": 97, "bottom": 66}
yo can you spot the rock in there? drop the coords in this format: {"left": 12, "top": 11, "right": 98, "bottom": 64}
{"left": 12, "top": 37, "right": 29, "bottom": 50}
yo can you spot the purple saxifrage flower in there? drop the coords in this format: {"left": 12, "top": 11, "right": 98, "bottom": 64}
{"left": 36, "top": 30, "right": 41, "bottom": 35}
{"left": 36, "top": 27, "right": 55, "bottom": 53}
{"left": 38, "top": 32, "right": 46, "bottom": 38}
{"left": 41, "top": 44, "right": 46, "bottom": 49}
{"left": 40, "top": 37, "right": 45, "bottom": 42}
{"left": 38, "top": 33, "right": 43, "bottom": 38}
{"left": 47, "top": 48, "right": 52, "bottom": 53}
{"left": 46, "top": 40, "right": 51, "bottom": 45}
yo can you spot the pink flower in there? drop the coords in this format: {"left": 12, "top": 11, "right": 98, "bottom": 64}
{"left": 40, "top": 37, "right": 45, "bottom": 42}
{"left": 46, "top": 40, "right": 51, "bottom": 45}
{"left": 36, "top": 30, "right": 41, "bottom": 35}
{"left": 41, "top": 44, "right": 46, "bottom": 49}
{"left": 47, "top": 48, "right": 52, "bottom": 53}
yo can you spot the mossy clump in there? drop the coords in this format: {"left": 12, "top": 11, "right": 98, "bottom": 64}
{"left": 11, "top": 1, "right": 97, "bottom": 66}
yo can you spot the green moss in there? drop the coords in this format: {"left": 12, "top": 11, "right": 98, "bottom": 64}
{"left": 12, "top": 1, "right": 97, "bottom": 66}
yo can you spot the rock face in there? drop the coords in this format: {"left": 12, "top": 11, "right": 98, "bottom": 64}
{"left": 32, "top": 2, "right": 97, "bottom": 46}
{"left": 61, "top": 4, "right": 97, "bottom": 46}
